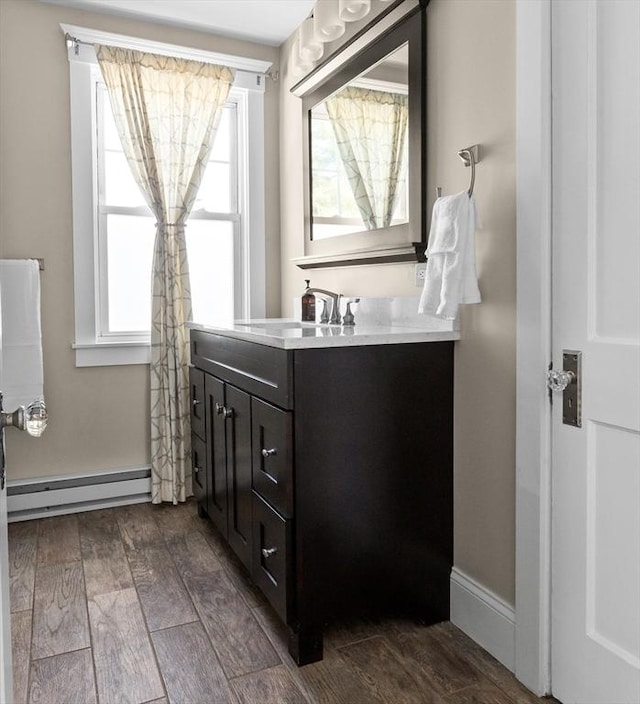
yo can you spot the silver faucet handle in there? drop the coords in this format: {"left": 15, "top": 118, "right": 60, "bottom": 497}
{"left": 330, "top": 295, "right": 342, "bottom": 325}
{"left": 319, "top": 298, "right": 330, "bottom": 324}
{"left": 343, "top": 302, "right": 355, "bottom": 326}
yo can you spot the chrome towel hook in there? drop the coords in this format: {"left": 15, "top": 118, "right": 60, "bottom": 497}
{"left": 457, "top": 144, "right": 480, "bottom": 196}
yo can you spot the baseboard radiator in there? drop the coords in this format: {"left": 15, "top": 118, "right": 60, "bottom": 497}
{"left": 7, "top": 467, "right": 152, "bottom": 522}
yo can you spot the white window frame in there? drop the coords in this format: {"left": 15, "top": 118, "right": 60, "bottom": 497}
{"left": 64, "top": 24, "right": 270, "bottom": 367}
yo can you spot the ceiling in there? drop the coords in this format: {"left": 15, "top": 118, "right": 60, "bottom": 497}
{"left": 41, "top": 0, "right": 316, "bottom": 46}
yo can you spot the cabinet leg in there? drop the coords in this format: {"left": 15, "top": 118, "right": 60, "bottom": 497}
{"left": 197, "top": 503, "right": 208, "bottom": 519}
{"left": 288, "top": 625, "right": 323, "bottom": 666}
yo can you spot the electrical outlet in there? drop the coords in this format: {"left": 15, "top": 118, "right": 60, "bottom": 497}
{"left": 414, "top": 263, "right": 427, "bottom": 287}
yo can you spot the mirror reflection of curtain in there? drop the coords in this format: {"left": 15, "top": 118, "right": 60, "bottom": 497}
{"left": 325, "top": 86, "right": 408, "bottom": 230}
{"left": 96, "top": 45, "right": 234, "bottom": 504}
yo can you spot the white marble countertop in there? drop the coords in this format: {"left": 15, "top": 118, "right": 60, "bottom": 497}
{"left": 189, "top": 297, "right": 460, "bottom": 349}
{"left": 189, "top": 319, "right": 459, "bottom": 349}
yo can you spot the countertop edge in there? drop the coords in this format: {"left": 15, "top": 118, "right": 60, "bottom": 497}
{"left": 188, "top": 322, "right": 460, "bottom": 349}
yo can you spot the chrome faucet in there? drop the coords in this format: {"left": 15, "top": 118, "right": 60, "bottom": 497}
{"left": 307, "top": 288, "right": 342, "bottom": 324}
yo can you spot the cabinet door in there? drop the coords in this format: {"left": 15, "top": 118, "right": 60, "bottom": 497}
{"left": 225, "top": 385, "right": 253, "bottom": 570}
{"left": 252, "top": 492, "right": 291, "bottom": 622}
{"left": 251, "top": 398, "right": 293, "bottom": 518}
{"left": 205, "top": 374, "right": 228, "bottom": 537}
{"left": 189, "top": 367, "right": 205, "bottom": 440}
{"left": 191, "top": 433, "right": 207, "bottom": 505}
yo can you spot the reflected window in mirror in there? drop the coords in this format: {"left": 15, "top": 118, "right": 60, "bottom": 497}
{"left": 310, "top": 44, "right": 409, "bottom": 241}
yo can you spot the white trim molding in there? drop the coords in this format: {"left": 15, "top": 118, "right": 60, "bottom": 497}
{"left": 63, "top": 24, "right": 268, "bottom": 365}
{"left": 450, "top": 568, "right": 516, "bottom": 672}
{"left": 60, "top": 23, "right": 273, "bottom": 75}
{"left": 515, "top": 0, "right": 553, "bottom": 696}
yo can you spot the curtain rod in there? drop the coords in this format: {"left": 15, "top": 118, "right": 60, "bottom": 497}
{"left": 63, "top": 32, "right": 279, "bottom": 81}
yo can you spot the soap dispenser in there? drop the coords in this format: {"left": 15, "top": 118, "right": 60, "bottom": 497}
{"left": 301, "top": 280, "right": 316, "bottom": 322}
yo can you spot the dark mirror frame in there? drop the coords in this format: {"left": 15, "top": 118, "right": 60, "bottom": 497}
{"left": 291, "top": 0, "right": 428, "bottom": 269}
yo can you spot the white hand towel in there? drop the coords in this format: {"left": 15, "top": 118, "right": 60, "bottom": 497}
{"left": 0, "top": 259, "right": 45, "bottom": 411}
{"left": 418, "top": 190, "right": 481, "bottom": 320}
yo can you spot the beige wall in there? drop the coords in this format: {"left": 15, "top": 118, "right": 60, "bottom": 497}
{"left": 279, "top": 0, "right": 516, "bottom": 603}
{"left": 0, "top": 0, "right": 280, "bottom": 480}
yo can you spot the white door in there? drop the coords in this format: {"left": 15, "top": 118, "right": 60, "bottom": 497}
{"left": 0, "top": 416, "right": 11, "bottom": 704}
{"left": 0, "top": 289, "right": 13, "bottom": 702}
{"left": 551, "top": 1, "right": 640, "bottom": 703}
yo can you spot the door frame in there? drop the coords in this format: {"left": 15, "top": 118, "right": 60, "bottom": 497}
{"left": 515, "top": 0, "right": 553, "bottom": 696}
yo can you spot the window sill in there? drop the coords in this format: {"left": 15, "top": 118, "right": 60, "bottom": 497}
{"left": 72, "top": 341, "right": 151, "bottom": 367}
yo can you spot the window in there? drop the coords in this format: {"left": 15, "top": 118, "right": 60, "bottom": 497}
{"left": 65, "top": 25, "right": 270, "bottom": 366}
{"left": 96, "top": 78, "right": 239, "bottom": 337}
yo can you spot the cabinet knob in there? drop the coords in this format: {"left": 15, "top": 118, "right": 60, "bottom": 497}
{"left": 192, "top": 398, "right": 201, "bottom": 408}
{"left": 261, "top": 448, "right": 277, "bottom": 458}
{"left": 194, "top": 465, "right": 202, "bottom": 474}
{"left": 261, "top": 547, "right": 277, "bottom": 559}
{"left": 215, "top": 403, "right": 233, "bottom": 418}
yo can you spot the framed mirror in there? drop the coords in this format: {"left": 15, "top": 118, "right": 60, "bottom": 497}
{"left": 292, "top": 0, "right": 427, "bottom": 269}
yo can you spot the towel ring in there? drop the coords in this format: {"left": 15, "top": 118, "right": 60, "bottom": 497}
{"left": 457, "top": 145, "right": 480, "bottom": 196}
{"left": 435, "top": 144, "right": 481, "bottom": 199}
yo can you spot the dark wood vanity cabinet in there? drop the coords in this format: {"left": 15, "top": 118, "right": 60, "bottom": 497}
{"left": 189, "top": 368, "right": 206, "bottom": 505}
{"left": 202, "top": 374, "right": 253, "bottom": 571}
{"left": 190, "top": 328, "right": 454, "bottom": 665}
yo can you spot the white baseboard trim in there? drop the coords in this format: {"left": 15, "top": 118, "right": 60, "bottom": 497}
{"left": 450, "top": 566, "right": 516, "bottom": 672}
{"left": 7, "top": 466, "right": 152, "bottom": 521}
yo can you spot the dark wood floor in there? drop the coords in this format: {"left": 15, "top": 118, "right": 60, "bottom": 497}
{"left": 9, "top": 500, "right": 553, "bottom": 704}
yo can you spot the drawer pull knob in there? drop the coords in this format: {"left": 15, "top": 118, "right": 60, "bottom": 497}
{"left": 261, "top": 448, "right": 277, "bottom": 458}
{"left": 215, "top": 403, "right": 234, "bottom": 419}
{"left": 192, "top": 398, "right": 201, "bottom": 408}
{"left": 262, "top": 547, "right": 278, "bottom": 559}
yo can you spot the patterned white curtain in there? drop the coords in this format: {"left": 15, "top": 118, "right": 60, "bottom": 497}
{"left": 96, "top": 46, "right": 234, "bottom": 504}
{"left": 325, "top": 86, "right": 408, "bottom": 229}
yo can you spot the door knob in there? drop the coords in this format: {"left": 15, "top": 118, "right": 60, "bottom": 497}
{"left": 0, "top": 399, "right": 47, "bottom": 437}
{"left": 547, "top": 350, "right": 582, "bottom": 427}
{"left": 546, "top": 369, "right": 575, "bottom": 393}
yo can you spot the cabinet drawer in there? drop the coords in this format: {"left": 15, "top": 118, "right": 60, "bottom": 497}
{"left": 189, "top": 367, "right": 206, "bottom": 441}
{"left": 191, "top": 433, "right": 206, "bottom": 504}
{"left": 252, "top": 492, "right": 291, "bottom": 623}
{"left": 251, "top": 398, "right": 293, "bottom": 518}
{"left": 190, "top": 330, "right": 293, "bottom": 409}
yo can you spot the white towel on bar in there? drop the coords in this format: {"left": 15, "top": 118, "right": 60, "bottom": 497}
{"left": 418, "top": 190, "right": 481, "bottom": 320}
{"left": 0, "top": 259, "right": 44, "bottom": 411}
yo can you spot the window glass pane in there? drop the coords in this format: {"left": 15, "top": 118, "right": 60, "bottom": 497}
{"left": 193, "top": 163, "right": 231, "bottom": 213}
{"left": 312, "top": 172, "right": 339, "bottom": 217}
{"left": 100, "top": 87, "right": 123, "bottom": 152}
{"left": 104, "top": 152, "right": 148, "bottom": 208}
{"left": 210, "top": 106, "right": 232, "bottom": 162}
{"left": 105, "top": 214, "right": 155, "bottom": 333}
{"left": 186, "top": 220, "right": 234, "bottom": 327}
{"left": 311, "top": 117, "right": 339, "bottom": 170}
